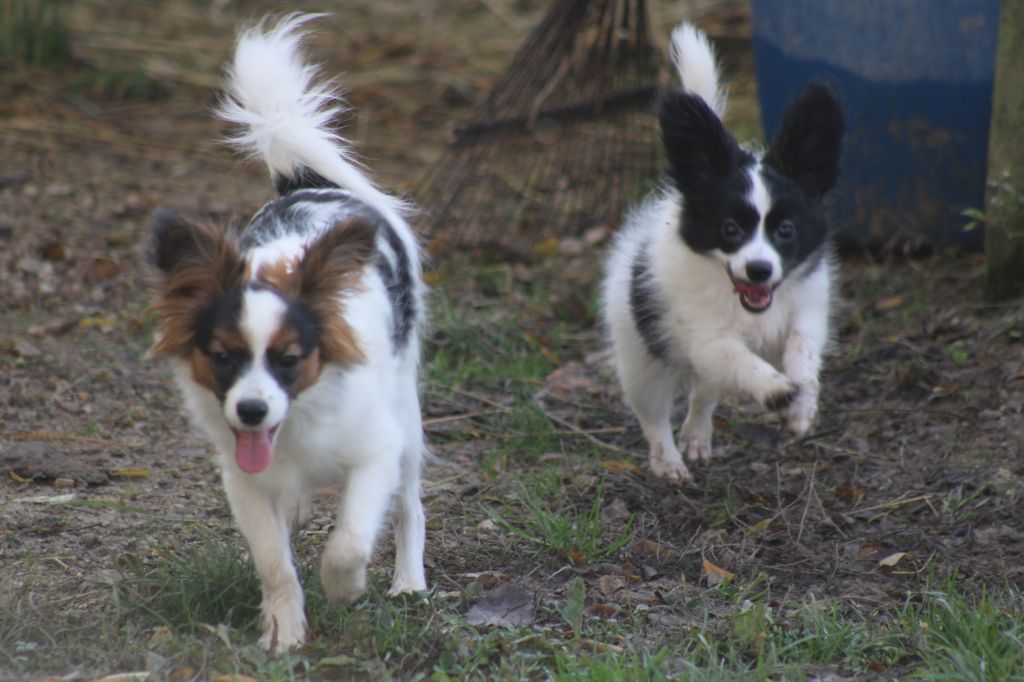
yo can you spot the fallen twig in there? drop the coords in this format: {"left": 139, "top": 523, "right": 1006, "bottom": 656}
{"left": 0, "top": 429, "right": 137, "bottom": 448}
{"left": 533, "top": 399, "right": 624, "bottom": 453}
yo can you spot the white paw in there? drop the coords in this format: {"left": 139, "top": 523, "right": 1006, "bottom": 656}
{"left": 649, "top": 443, "right": 693, "bottom": 484}
{"left": 258, "top": 602, "right": 307, "bottom": 653}
{"left": 786, "top": 390, "right": 818, "bottom": 437}
{"left": 387, "top": 574, "right": 427, "bottom": 598}
{"left": 320, "top": 552, "right": 369, "bottom": 605}
{"left": 680, "top": 434, "right": 713, "bottom": 461}
{"left": 757, "top": 373, "right": 799, "bottom": 411}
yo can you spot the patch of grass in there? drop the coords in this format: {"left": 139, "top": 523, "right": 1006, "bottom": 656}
{"left": 426, "top": 295, "right": 555, "bottom": 394}
{"left": 490, "top": 477, "right": 634, "bottom": 564}
{"left": 549, "top": 646, "right": 675, "bottom": 681}
{"left": 74, "top": 64, "right": 169, "bottom": 102}
{"left": 0, "top": 0, "right": 71, "bottom": 67}
{"left": 118, "top": 533, "right": 261, "bottom": 633}
{"left": 904, "top": 585, "right": 1024, "bottom": 681}
{"left": 938, "top": 483, "right": 991, "bottom": 525}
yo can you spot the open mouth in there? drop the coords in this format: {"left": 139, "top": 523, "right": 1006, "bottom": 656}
{"left": 232, "top": 425, "right": 279, "bottom": 473}
{"left": 729, "top": 274, "right": 776, "bottom": 313}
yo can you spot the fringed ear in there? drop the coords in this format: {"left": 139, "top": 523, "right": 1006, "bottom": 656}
{"left": 293, "top": 218, "right": 378, "bottom": 366}
{"left": 659, "top": 89, "right": 751, "bottom": 196}
{"left": 763, "top": 84, "right": 845, "bottom": 200}
{"left": 146, "top": 207, "right": 244, "bottom": 357}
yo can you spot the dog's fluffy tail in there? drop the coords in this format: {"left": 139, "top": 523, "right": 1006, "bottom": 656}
{"left": 669, "top": 23, "right": 726, "bottom": 119}
{"left": 218, "top": 13, "right": 407, "bottom": 221}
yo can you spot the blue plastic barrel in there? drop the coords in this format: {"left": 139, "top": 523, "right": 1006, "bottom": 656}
{"left": 751, "top": 0, "right": 1000, "bottom": 249}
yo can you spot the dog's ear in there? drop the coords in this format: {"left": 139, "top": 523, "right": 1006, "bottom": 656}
{"left": 147, "top": 207, "right": 244, "bottom": 357}
{"left": 294, "top": 218, "right": 378, "bottom": 366}
{"left": 147, "top": 207, "right": 238, "bottom": 276}
{"left": 659, "top": 90, "right": 749, "bottom": 195}
{"left": 763, "top": 84, "right": 844, "bottom": 200}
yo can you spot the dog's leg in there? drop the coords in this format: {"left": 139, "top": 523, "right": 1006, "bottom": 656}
{"left": 690, "top": 337, "right": 797, "bottom": 409}
{"left": 782, "top": 326, "right": 825, "bottom": 436}
{"left": 617, "top": 350, "right": 691, "bottom": 483}
{"left": 678, "top": 381, "right": 719, "bottom": 461}
{"left": 283, "top": 492, "right": 312, "bottom": 530}
{"left": 389, "top": 450, "right": 427, "bottom": 596}
{"left": 223, "top": 474, "right": 306, "bottom": 653}
{"left": 320, "top": 455, "right": 401, "bottom": 604}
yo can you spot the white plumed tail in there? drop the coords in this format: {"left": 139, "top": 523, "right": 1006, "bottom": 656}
{"left": 669, "top": 23, "right": 727, "bottom": 119}
{"left": 217, "top": 13, "right": 407, "bottom": 221}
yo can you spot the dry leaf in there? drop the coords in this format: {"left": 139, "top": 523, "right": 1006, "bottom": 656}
{"left": 9, "top": 469, "right": 30, "bottom": 484}
{"left": 465, "top": 583, "right": 537, "bottom": 627}
{"left": 583, "top": 603, "right": 618, "bottom": 618}
{"left": 529, "top": 237, "right": 559, "bottom": 258}
{"left": 568, "top": 549, "right": 588, "bottom": 566}
{"left": 582, "top": 224, "right": 610, "bottom": 245}
{"left": 90, "top": 256, "right": 121, "bottom": 280}
{"left": 702, "top": 558, "right": 735, "bottom": 588}
{"left": 79, "top": 315, "right": 117, "bottom": 334}
{"left": 878, "top": 551, "right": 909, "bottom": 568}
{"left": 597, "top": 575, "right": 625, "bottom": 595}
{"left": 746, "top": 517, "right": 772, "bottom": 534}
{"left": 836, "top": 485, "right": 865, "bottom": 503}
{"left": 630, "top": 539, "right": 675, "bottom": 562}
{"left": 875, "top": 295, "right": 905, "bottom": 310}
{"left": 109, "top": 468, "right": 149, "bottom": 479}
{"left": 857, "top": 544, "right": 897, "bottom": 562}
{"left": 599, "top": 459, "right": 644, "bottom": 476}
{"left": 542, "top": 364, "right": 602, "bottom": 400}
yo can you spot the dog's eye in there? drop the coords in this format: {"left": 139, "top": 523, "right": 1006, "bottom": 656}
{"left": 211, "top": 351, "right": 231, "bottom": 367}
{"left": 721, "top": 219, "right": 743, "bottom": 242}
{"left": 278, "top": 354, "right": 301, "bottom": 370}
{"left": 776, "top": 220, "right": 796, "bottom": 242}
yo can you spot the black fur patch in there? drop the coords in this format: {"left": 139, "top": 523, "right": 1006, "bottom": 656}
{"left": 659, "top": 90, "right": 754, "bottom": 199}
{"left": 242, "top": 187, "right": 416, "bottom": 351}
{"left": 194, "top": 287, "right": 249, "bottom": 401}
{"left": 274, "top": 167, "right": 337, "bottom": 195}
{"left": 763, "top": 84, "right": 845, "bottom": 201}
{"left": 377, "top": 221, "right": 414, "bottom": 349}
{"left": 629, "top": 248, "right": 671, "bottom": 363}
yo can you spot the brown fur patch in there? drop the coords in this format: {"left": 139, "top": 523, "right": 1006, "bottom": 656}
{"left": 259, "top": 218, "right": 378, "bottom": 368}
{"left": 255, "top": 256, "right": 301, "bottom": 294}
{"left": 188, "top": 333, "right": 248, "bottom": 396}
{"left": 292, "top": 347, "right": 323, "bottom": 395}
{"left": 267, "top": 327, "right": 323, "bottom": 395}
{"left": 189, "top": 348, "right": 218, "bottom": 394}
{"left": 148, "top": 213, "right": 244, "bottom": 358}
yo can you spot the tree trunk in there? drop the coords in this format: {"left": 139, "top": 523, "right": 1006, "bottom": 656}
{"left": 984, "top": 0, "right": 1024, "bottom": 301}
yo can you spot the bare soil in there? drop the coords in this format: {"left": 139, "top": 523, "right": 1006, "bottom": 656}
{"left": 3, "top": 1, "right": 1024, "bottom": 678}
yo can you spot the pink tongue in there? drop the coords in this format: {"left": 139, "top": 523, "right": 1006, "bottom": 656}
{"left": 235, "top": 430, "right": 273, "bottom": 473}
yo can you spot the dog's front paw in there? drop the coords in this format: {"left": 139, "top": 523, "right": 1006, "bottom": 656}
{"left": 760, "top": 375, "right": 799, "bottom": 411}
{"left": 680, "top": 434, "right": 713, "bottom": 462}
{"left": 259, "top": 602, "right": 307, "bottom": 653}
{"left": 320, "top": 552, "right": 369, "bottom": 605}
{"left": 649, "top": 442, "right": 694, "bottom": 484}
{"left": 786, "top": 388, "right": 818, "bottom": 437}
{"left": 387, "top": 576, "right": 428, "bottom": 598}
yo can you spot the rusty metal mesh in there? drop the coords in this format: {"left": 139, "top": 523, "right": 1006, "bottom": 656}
{"left": 417, "top": 0, "right": 666, "bottom": 260}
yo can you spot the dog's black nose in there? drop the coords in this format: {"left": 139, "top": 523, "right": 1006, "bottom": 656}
{"left": 745, "top": 260, "right": 773, "bottom": 283}
{"left": 237, "top": 399, "right": 268, "bottom": 426}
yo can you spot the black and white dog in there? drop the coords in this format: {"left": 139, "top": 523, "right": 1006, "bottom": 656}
{"left": 602, "top": 23, "right": 844, "bottom": 483}
{"left": 147, "top": 15, "right": 427, "bottom": 651}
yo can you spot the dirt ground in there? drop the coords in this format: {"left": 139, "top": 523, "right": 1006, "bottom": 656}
{"left": 3, "top": 0, "right": 1024, "bottom": 679}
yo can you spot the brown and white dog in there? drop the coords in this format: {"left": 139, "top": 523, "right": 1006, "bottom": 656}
{"left": 147, "top": 14, "right": 427, "bottom": 652}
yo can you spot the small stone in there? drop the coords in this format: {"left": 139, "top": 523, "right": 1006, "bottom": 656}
{"left": 53, "top": 478, "right": 76, "bottom": 489}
